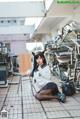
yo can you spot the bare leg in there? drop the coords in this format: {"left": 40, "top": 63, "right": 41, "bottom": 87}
{"left": 35, "top": 89, "right": 58, "bottom": 101}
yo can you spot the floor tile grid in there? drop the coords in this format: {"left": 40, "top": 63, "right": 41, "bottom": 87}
{"left": 21, "top": 78, "right": 80, "bottom": 118}
{"left": 50, "top": 76, "right": 80, "bottom": 118}
{"left": 0, "top": 88, "right": 8, "bottom": 113}
{"left": 23, "top": 78, "right": 70, "bottom": 118}
{"left": 0, "top": 76, "right": 22, "bottom": 119}
{"left": 21, "top": 78, "right": 73, "bottom": 118}
{"left": 0, "top": 76, "right": 80, "bottom": 119}
{"left": 57, "top": 95, "right": 80, "bottom": 119}
{"left": 45, "top": 97, "right": 80, "bottom": 119}
{"left": 22, "top": 78, "right": 48, "bottom": 119}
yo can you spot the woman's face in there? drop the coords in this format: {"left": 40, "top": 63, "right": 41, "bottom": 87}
{"left": 36, "top": 56, "right": 43, "bottom": 66}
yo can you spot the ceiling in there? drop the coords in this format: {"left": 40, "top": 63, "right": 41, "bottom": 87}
{"left": 36, "top": 17, "right": 66, "bottom": 33}
{"left": 32, "top": 2, "right": 80, "bottom": 41}
{"left": 0, "top": 1, "right": 80, "bottom": 42}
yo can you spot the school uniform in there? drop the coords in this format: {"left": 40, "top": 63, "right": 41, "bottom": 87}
{"left": 33, "top": 65, "right": 59, "bottom": 94}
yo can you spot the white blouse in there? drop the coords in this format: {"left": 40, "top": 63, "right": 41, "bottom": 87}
{"left": 33, "top": 65, "right": 52, "bottom": 92}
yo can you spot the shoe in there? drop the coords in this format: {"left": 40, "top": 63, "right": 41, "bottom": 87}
{"left": 57, "top": 92, "right": 66, "bottom": 103}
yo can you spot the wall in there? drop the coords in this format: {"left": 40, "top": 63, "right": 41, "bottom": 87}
{"left": 10, "top": 41, "right": 27, "bottom": 55}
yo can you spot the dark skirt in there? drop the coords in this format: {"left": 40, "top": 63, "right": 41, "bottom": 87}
{"left": 40, "top": 82, "right": 59, "bottom": 95}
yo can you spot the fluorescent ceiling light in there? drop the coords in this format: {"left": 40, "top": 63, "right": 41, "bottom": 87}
{"left": 25, "top": 17, "right": 43, "bottom": 29}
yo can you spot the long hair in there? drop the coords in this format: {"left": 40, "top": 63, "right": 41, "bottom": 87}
{"left": 31, "top": 51, "right": 46, "bottom": 76}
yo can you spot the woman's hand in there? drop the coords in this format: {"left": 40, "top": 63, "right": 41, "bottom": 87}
{"left": 23, "top": 72, "right": 30, "bottom": 77}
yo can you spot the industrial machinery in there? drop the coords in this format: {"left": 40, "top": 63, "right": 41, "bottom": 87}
{"left": 71, "top": 38, "right": 80, "bottom": 91}
{"left": 0, "top": 42, "right": 9, "bottom": 87}
{"left": 45, "top": 21, "right": 80, "bottom": 92}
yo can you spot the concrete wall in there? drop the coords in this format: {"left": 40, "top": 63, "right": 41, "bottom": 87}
{"left": 10, "top": 41, "right": 27, "bottom": 55}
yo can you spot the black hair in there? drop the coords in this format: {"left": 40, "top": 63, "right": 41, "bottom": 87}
{"left": 35, "top": 52, "right": 46, "bottom": 64}
{"left": 31, "top": 51, "right": 46, "bottom": 77}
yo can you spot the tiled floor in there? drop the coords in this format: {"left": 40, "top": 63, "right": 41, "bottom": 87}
{"left": 0, "top": 75, "right": 80, "bottom": 119}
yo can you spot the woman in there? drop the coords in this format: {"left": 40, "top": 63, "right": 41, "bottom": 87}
{"left": 31, "top": 51, "right": 66, "bottom": 103}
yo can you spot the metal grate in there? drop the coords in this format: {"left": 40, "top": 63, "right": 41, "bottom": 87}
{"left": 1, "top": 109, "right": 8, "bottom": 119}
